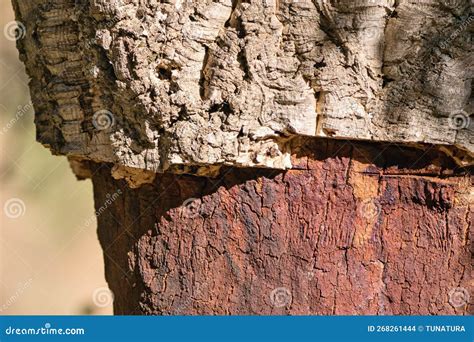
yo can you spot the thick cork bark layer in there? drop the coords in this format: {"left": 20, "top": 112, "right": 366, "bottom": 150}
{"left": 12, "top": 0, "right": 474, "bottom": 178}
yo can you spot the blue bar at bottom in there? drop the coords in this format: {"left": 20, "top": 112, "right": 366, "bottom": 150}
{"left": 0, "top": 315, "right": 472, "bottom": 342}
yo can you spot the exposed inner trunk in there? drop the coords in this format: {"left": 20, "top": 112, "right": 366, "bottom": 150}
{"left": 91, "top": 138, "right": 472, "bottom": 315}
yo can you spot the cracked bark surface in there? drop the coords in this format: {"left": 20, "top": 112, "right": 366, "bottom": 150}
{"left": 91, "top": 138, "right": 472, "bottom": 315}
{"left": 12, "top": 0, "right": 473, "bottom": 183}
{"left": 11, "top": 0, "right": 473, "bottom": 315}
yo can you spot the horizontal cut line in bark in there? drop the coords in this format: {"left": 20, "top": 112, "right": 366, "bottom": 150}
{"left": 70, "top": 136, "right": 473, "bottom": 188}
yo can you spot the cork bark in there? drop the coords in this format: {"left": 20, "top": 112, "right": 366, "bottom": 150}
{"left": 91, "top": 138, "right": 472, "bottom": 315}
{"left": 11, "top": 0, "right": 473, "bottom": 315}
{"left": 12, "top": 0, "right": 473, "bottom": 184}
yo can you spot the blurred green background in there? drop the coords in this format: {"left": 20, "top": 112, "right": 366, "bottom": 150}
{"left": 0, "top": 3, "right": 112, "bottom": 315}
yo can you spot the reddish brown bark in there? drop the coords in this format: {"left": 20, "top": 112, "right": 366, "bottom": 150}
{"left": 91, "top": 138, "right": 472, "bottom": 315}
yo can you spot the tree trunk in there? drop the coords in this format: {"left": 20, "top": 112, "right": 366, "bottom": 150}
{"left": 11, "top": 0, "right": 473, "bottom": 315}
{"left": 91, "top": 138, "right": 472, "bottom": 315}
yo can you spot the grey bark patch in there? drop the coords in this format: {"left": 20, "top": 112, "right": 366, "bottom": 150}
{"left": 12, "top": 0, "right": 473, "bottom": 182}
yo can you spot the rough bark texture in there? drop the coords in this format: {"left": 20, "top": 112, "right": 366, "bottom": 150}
{"left": 91, "top": 138, "right": 472, "bottom": 315}
{"left": 11, "top": 0, "right": 473, "bottom": 316}
{"left": 12, "top": 0, "right": 474, "bottom": 184}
